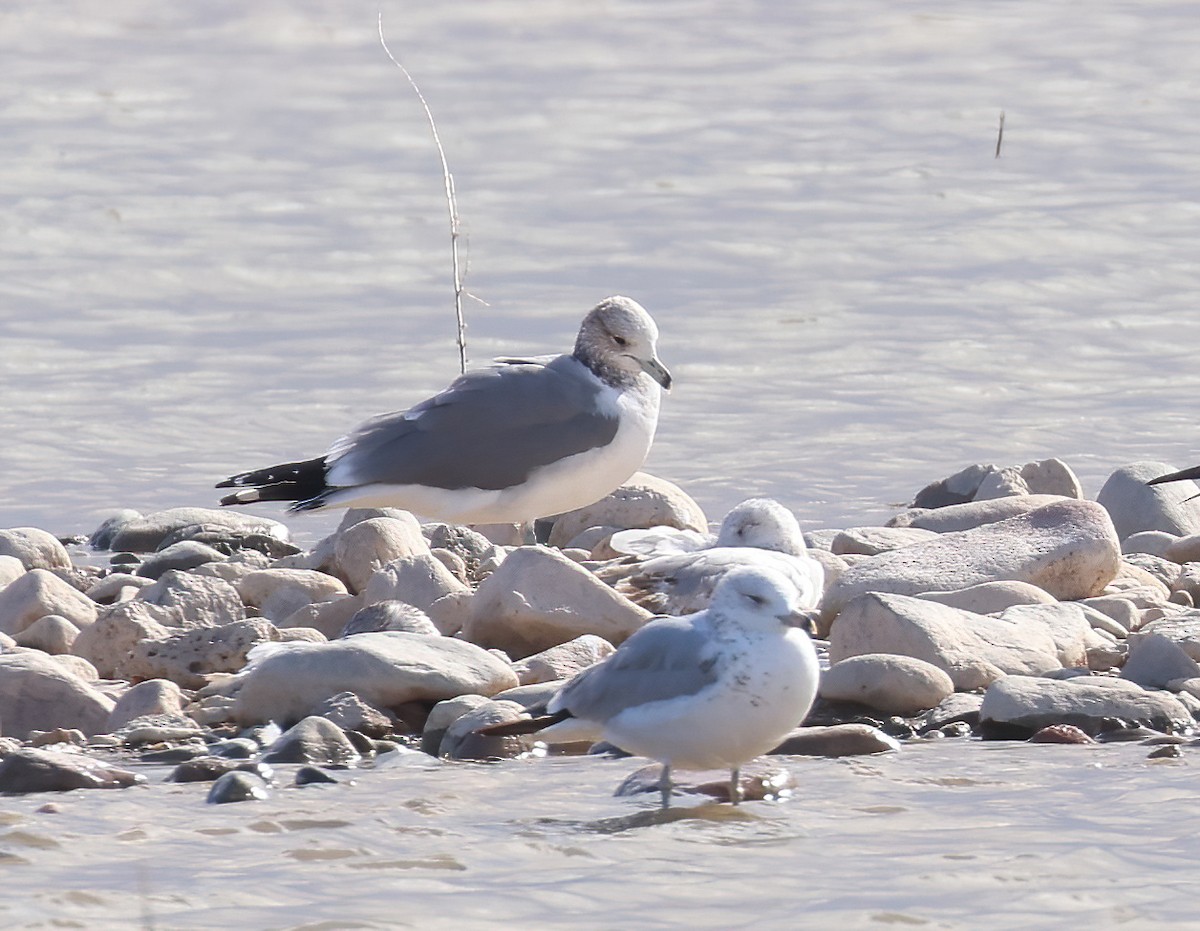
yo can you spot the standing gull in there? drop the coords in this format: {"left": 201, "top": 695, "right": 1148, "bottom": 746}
{"left": 484, "top": 566, "right": 820, "bottom": 808}
{"left": 218, "top": 296, "right": 671, "bottom": 524}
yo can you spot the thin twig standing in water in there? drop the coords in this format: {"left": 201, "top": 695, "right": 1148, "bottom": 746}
{"left": 995, "top": 110, "right": 1005, "bottom": 159}
{"left": 377, "top": 12, "right": 469, "bottom": 374}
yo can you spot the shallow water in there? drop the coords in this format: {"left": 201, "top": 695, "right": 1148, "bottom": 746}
{"left": 3, "top": 741, "right": 1199, "bottom": 929}
{"left": 5, "top": 0, "right": 1200, "bottom": 540}
{"left": 5, "top": 2, "right": 1200, "bottom": 925}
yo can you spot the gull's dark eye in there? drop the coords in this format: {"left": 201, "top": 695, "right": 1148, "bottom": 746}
{"left": 613, "top": 335, "right": 628, "bottom": 347}
{"left": 745, "top": 593, "right": 766, "bottom": 607}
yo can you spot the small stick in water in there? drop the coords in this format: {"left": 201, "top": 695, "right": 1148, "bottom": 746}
{"left": 995, "top": 110, "right": 1006, "bottom": 159}
{"left": 378, "top": 13, "right": 469, "bottom": 374}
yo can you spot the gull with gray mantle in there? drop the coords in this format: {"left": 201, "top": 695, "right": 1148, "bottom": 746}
{"left": 218, "top": 296, "right": 671, "bottom": 524}
{"left": 481, "top": 566, "right": 821, "bottom": 808}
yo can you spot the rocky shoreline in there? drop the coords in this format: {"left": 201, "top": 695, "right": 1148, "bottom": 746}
{"left": 4, "top": 458, "right": 1200, "bottom": 802}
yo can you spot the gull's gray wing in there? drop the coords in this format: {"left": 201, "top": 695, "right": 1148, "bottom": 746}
{"left": 550, "top": 616, "right": 719, "bottom": 722}
{"left": 325, "top": 355, "right": 619, "bottom": 492}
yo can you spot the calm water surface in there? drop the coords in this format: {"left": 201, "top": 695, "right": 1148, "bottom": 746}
{"left": 4, "top": 0, "right": 1200, "bottom": 539}
{"left": 4, "top": 2, "right": 1200, "bottom": 926}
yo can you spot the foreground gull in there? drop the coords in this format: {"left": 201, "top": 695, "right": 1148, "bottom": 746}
{"left": 483, "top": 566, "right": 820, "bottom": 808}
{"left": 597, "top": 499, "right": 824, "bottom": 616}
{"left": 218, "top": 296, "right": 671, "bottom": 524}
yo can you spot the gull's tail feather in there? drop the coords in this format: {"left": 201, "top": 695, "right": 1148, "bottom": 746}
{"left": 217, "top": 456, "right": 329, "bottom": 508}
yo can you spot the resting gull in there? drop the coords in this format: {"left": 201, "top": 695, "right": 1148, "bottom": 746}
{"left": 597, "top": 500, "right": 824, "bottom": 616}
{"left": 484, "top": 566, "right": 820, "bottom": 807}
{"left": 608, "top": 497, "right": 807, "bottom": 558}
{"left": 218, "top": 296, "right": 671, "bottom": 524}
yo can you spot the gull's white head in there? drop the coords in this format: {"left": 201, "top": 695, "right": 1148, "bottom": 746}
{"left": 710, "top": 566, "right": 809, "bottom": 632}
{"left": 575, "top": 295, "right": 672, "bottom": 390}
{"left": 714, "top": 498, "right": 806, "bottom": 556}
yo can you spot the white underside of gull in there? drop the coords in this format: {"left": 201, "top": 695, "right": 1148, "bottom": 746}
{"left": 602, "top": 627, "right": 820, "bottom": 770}
{"left": 316, "top": 376, "right": 661, "bottom": 524}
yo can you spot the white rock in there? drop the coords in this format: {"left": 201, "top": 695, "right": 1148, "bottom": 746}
{"left": 280, "top": 594, "right": 363, "bottom": 639}
{"left": 973, "top": 458, "right": 1084, "bottom": 501}
{"left": 995, "top": 603, "right": 1091, "bottom": 668}
{"left": 48, "top": 654, "right": 100, "bottom": 682}
{"left": 361, "top": 554, "right": 469, "bottom": 613}
{"left": 1097, "top": 461, "right": 1200, "bottom": 541}
{"left": 829, "top": 527, "right": 939, "bottom": 557}
{"left": 0, "top": 651, "right": 115, "bottom": 738}
{"left": 823, "top": 500, "right": 1121, "bottom": 624}
{"left": 980, "top": 674, "right": 1193, "bottom": 736}
{"left": 0, "top": 555, "right": 26, "bottom": 588}
{"left": 0, "top": 528, "right": 71, "bottom": 571}
{"left": 1122, "top": 531, "right": 1177, "bottom": 558}
{"left": 438, "top": 699, "right": 529, "bottom": 760}
{"left": 1120, "top": 633, "right": 1200, "bottom": 690}
{"left": 918, "top": 580, "right": 1057, "bottom": 615}
{"left": 820, "top": 654, "right": 954, "bottom": 714}
{"left": 463, "top": 546, "right": 652, "bottom": 657}
{"left": 237, "top": 569, "right": 348, "bottom": 622}
{"left": 0, "top": 569, "right": 98, "bottom": 636}
{"left": 829, "top": 592, "right": 1061, "bottom": 690}
{"left": 888, "top": 495, "right": 1067, "bottom": 533}
{"left": 511, "top": 634, "right": 616, "bottom": 686}
{"left": 85, "top": 573, "right": 153, "bottom": 605}
{"left": 334, "top": 515, "right": 429, "bottom": 593}
{"left": 107, "top": 679, "right": 185, "bottom": 732}
{"left": 547, "top": 472, "right": 706, "bottom": 549}
{"left": 232, "top": 631, "right": 519, "bottom": 726}
{"left": 13, "top": 615, "right": 79, "bottom": 655}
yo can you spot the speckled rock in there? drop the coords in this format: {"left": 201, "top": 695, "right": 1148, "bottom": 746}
{"left": 547, "top": 472, "right": 707, "bottom": 549}
{"left": 820, "top": 654, "right": 954, "bottom": 714}
{"left": 0, "top": 651, "right": 115, "bottom": 739}
{"left": 125, "top": 618, "right": 280, "bottom": 689}
{"left": 511, "top": 634, "right": 616, "bottom": 685}
{"left": 995, "top": 602, "right": 1091, "bottom": 668}
{"left": 1097, "top": 461, "right": 1200, "bottom": 541}
{"left": 280, "top": 594, "right": 362, "bottom": 639}
{"left": 888, "top": 495, "right": 1067, "bottom": 534}
{"left": 0, "top": 528, "right": 71, "bottom": 571}
{"left": 980, "top": 674, "right": 1194, "bottom": 737}
{"left": 0, "top": 569, "right": 98, "bottom": 636}
{"left": 829, "top": 592, "right": 1061, "bottom": 690}
{"left": 232, "top": 632, "right": 519, "bottom": 726}
{"left": 823, "top": 500, "right": 1121, "bottom": 625}
{"left": 464, "top": 546, "right": 652, "bottom": 658}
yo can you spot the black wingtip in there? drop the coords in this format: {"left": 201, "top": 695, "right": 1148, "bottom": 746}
{"left": 474, "top": 709, "right": 571, "bottom": 738}
{"left": 1147, "top": 465, "right": 1200, "bottom": 487}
